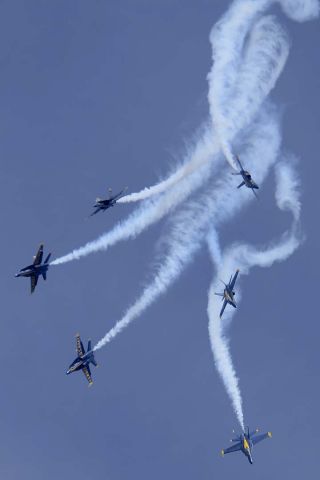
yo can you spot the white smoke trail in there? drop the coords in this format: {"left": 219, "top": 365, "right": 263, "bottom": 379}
{"left": 120, "top": 9, "right": 290, "bottom": 203}
{"left": 118, "top": 0, "right": 318, "bottom": 203}
{"left": 92, "top": 0, "right": 316, "bottom": 428}
{"left": 52, "top": 14, "right": 290, "bottom": 266}
{"left": 51, "top": 147, "right": 217, "bottom": 265}
{"left": 207, "top": 159, "right": 301, "bottom": 430}
{"left": 207, "top": 0, "right": 319, "bottom": 169}
{"left": 117, "top": 131, "right": 215, "bottom": 204}
{"left": 280, "top": 0, "right": 319, "bottom": 22}
{"left": 208, "top": 1, "right": 292, "bottom": 169}
{"left": 94, "top": 105, "right": 281, "bottom": 350}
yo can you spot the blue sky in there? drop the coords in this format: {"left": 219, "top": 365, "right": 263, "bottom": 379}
{"left": 1, "top": 1, "right": 319, "bottom": 478}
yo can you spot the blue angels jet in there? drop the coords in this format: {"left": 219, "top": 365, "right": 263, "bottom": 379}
{"left": 232, "top": 155, "right": 259, "bottom": 197}
{"left": 221, "top": 426, "right": 272, "bottom": 464}
{"left": 66, "top": 334, "right": 98, "bottom": 386}
{"left": 90, "top": 187, "right": 128, "bottom": 216}
{"left": 15, "top": 243, "right": 51, "bottom": 293}
{"left": 215, "top": 269, "right": 239, "bottom": 317}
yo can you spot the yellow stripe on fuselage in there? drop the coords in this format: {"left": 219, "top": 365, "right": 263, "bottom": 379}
{"left": 243, "top": 438, "right": 249, "bottom": 450}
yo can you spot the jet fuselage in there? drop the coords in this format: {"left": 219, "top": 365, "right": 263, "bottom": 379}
{"left": 15, "top": 263, "right": 49, "bottom": 278}
{"left": 224, "top": 286, "right": 236, "bottom": 306}
{"left": 241, "top": 170, "right": 259, "bottom": 190}
{"left": 240, "top": 434, "right": 253, "bottom": 464}
{"left": 94, "top": 199, "right": 115, "bottom": 209}
{"left": 66, "top": 350, "right": 95, "bottom": 375}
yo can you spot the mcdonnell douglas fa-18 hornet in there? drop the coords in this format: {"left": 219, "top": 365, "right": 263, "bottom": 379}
{"left": 215, "top": 269, "right": 239, "bottom": 317}
{"left": 90, "top": 187, "right": 128, "bottom": 216}
{"left": 15, "top": 243, "right": 51, "bottom": 294}
{"left": 221, "top": 426, "right": 272, "bottom": 464}
{"left": 232, "top": 155, "right": 259, "bottom": 197}
{"left": 66, "top": 334, "right": 98, "bottom": 386}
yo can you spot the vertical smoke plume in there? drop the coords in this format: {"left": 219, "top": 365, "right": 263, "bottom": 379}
{"left": 208, "top": 1, "right": 291, "bottom": 169}
{"left": 207, "top": 159, "right": 301, "bottom": 430}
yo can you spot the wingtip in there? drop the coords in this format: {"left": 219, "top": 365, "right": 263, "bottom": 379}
{"left": 221, "top": 450, "right": 225, "bottom": 457}
{"left": 268, "top": 431, "right": 272, "bottom": 438}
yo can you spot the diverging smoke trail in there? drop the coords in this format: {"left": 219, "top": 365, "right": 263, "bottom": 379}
{"left": 52, "top": 13, "right": 290, "bottom": 266}
{"left": 52, "top": 148, "right": 217, "bottom": 265}
{"left": 94, "top": 105, "right": 280, "bottom": 351}
{"left": 207, "top": 158, "right": 301, "bottom": 430}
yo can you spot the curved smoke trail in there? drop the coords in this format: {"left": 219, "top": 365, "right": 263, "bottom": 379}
{"left": 117, "top": 0, "right": 318, "bottom": 204}
{"left": 94, "top": 104, "right": 280, "bottom": 350}
{"left": 91, "top": 0, "right": 318, "bottom": 430}
{"left": 207, "top": 159, "right": 301, "bottom": 430}
{"left": 52, "top": 10, "right": 290, "bottom": 266}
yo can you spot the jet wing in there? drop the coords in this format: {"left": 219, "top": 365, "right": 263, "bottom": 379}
{"left": 76, "top": 334, "right": 85, "bottom": 357}
{"left": 30, "top": 275, "right": 38, "bottom": 294}
{"left": 33, "top": 244, "right": 44, "bottom": 266}
{"left": 90, "top": 207, "right": 101, "bottom": 217}
{"left": 219, "top": 300, "right": 228, "bottom": 318}
{"left": 82, "top": 365, "right": 93, "bottom": 386}
{"left": 252, "top": 432, "right": 272, "bottom": 445}
{"left": 230, "top": 270, "right": 239, "bottom": 289}
{"left": 222, "top": 442, "right": 242, "bottom": 455}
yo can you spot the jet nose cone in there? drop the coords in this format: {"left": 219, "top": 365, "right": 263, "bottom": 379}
{"left": 15, "top": 273, "right": 19, "bottom": 277}
{"left": 66, "top": 370, "right": 70, "bottom": 375}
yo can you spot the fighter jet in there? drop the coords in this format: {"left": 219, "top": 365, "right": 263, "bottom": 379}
{"left": 66, "top": 334, "right": 98, "bottom": 386}
{"left": 215, "top": 269, "right": 239, "bottom": 317}
{"left": 90, "top": 187, "right": 128, "bottom": 216}
{"left": 15, "top": 243, "right": 51, "bottom": 294}
{"left": 232, "top": 155, "right": 259, "bottom": 197}
{"left": 221, "top": 426, "right": 272, "bottom": 464}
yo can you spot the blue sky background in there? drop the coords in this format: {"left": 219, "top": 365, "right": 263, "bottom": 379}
{"left": 0, "top": 1, "right": 319, "bottom": 478}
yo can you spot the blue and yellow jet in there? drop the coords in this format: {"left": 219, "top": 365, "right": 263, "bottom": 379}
{"left": 66, "top": 334, "right": 98, "bottom": 386}
{"left": 221, "top": 427, "right": 272, "bottom": 464}
{"left": 232, "top": 155, "right": 259, "bottom": 197}
{"left": 90, "top": 187, "right": 128, "bottom": 216}
{"left": 214, "top": 269, "right": 239, "bottom": 317}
